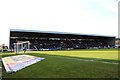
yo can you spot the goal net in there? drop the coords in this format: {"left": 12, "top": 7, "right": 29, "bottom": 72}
{"left": 14, "top": 41, "right": 30, "bottom": 54}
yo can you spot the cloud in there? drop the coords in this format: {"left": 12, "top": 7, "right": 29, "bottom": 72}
{"left": 80, "top": 0, "right": 118, "bottom": 16}
{"left": 0, "top": 0, "right": 118, "bottom": 45}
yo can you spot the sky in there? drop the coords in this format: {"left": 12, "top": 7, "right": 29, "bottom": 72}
{"left": 0, "top": 0, "right": 119, "bottom": 46}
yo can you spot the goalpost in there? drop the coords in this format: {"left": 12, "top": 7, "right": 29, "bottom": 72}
{"left": 14, "top": 41, "right": 30, "bottom": 54}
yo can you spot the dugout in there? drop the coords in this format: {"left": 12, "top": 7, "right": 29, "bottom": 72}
{"left": 9, "top": 29, "right": 115, "bottom": 50}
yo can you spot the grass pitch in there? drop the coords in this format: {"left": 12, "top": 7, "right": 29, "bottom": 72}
{"left": 2, "top": 49, "right": 119, "bottom": 78}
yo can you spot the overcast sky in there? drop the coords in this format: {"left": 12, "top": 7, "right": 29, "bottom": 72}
{"left": 0, "top": 0, "right": 119, "bottom": 46}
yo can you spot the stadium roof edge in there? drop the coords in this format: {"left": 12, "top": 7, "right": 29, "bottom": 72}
{"left": 10, "top": 29, "right": 115, "bottom": 38}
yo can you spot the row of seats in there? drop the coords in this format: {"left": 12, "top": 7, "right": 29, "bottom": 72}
{"left": 29, "top": 40, "right": 109, "bottom": 50}
{"left": 10, "top": 39, "right": 110, "bottom": 50}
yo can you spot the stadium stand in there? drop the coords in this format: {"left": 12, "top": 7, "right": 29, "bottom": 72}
{"left": 9, "top": 29, "right": 115, "bottom": 51}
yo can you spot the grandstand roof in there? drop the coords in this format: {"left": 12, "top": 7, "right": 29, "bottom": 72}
{"left": 10, "top": 29, "right": 115, "bottom": 39}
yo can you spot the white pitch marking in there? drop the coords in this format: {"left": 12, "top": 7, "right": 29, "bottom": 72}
{"left": 49, "top": 55, "right": 118, "bottom": 64}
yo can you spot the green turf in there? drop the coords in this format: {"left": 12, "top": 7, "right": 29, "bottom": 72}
{"left": 0, "top": 62, "right": 1, "bottom": 67}
{"left": 2, "top": 49, "right": 119, "bottom": 78}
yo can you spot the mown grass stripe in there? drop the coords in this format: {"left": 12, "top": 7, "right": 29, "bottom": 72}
{"left": 47, "top": 54, "right": 118, "bottom": 64}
